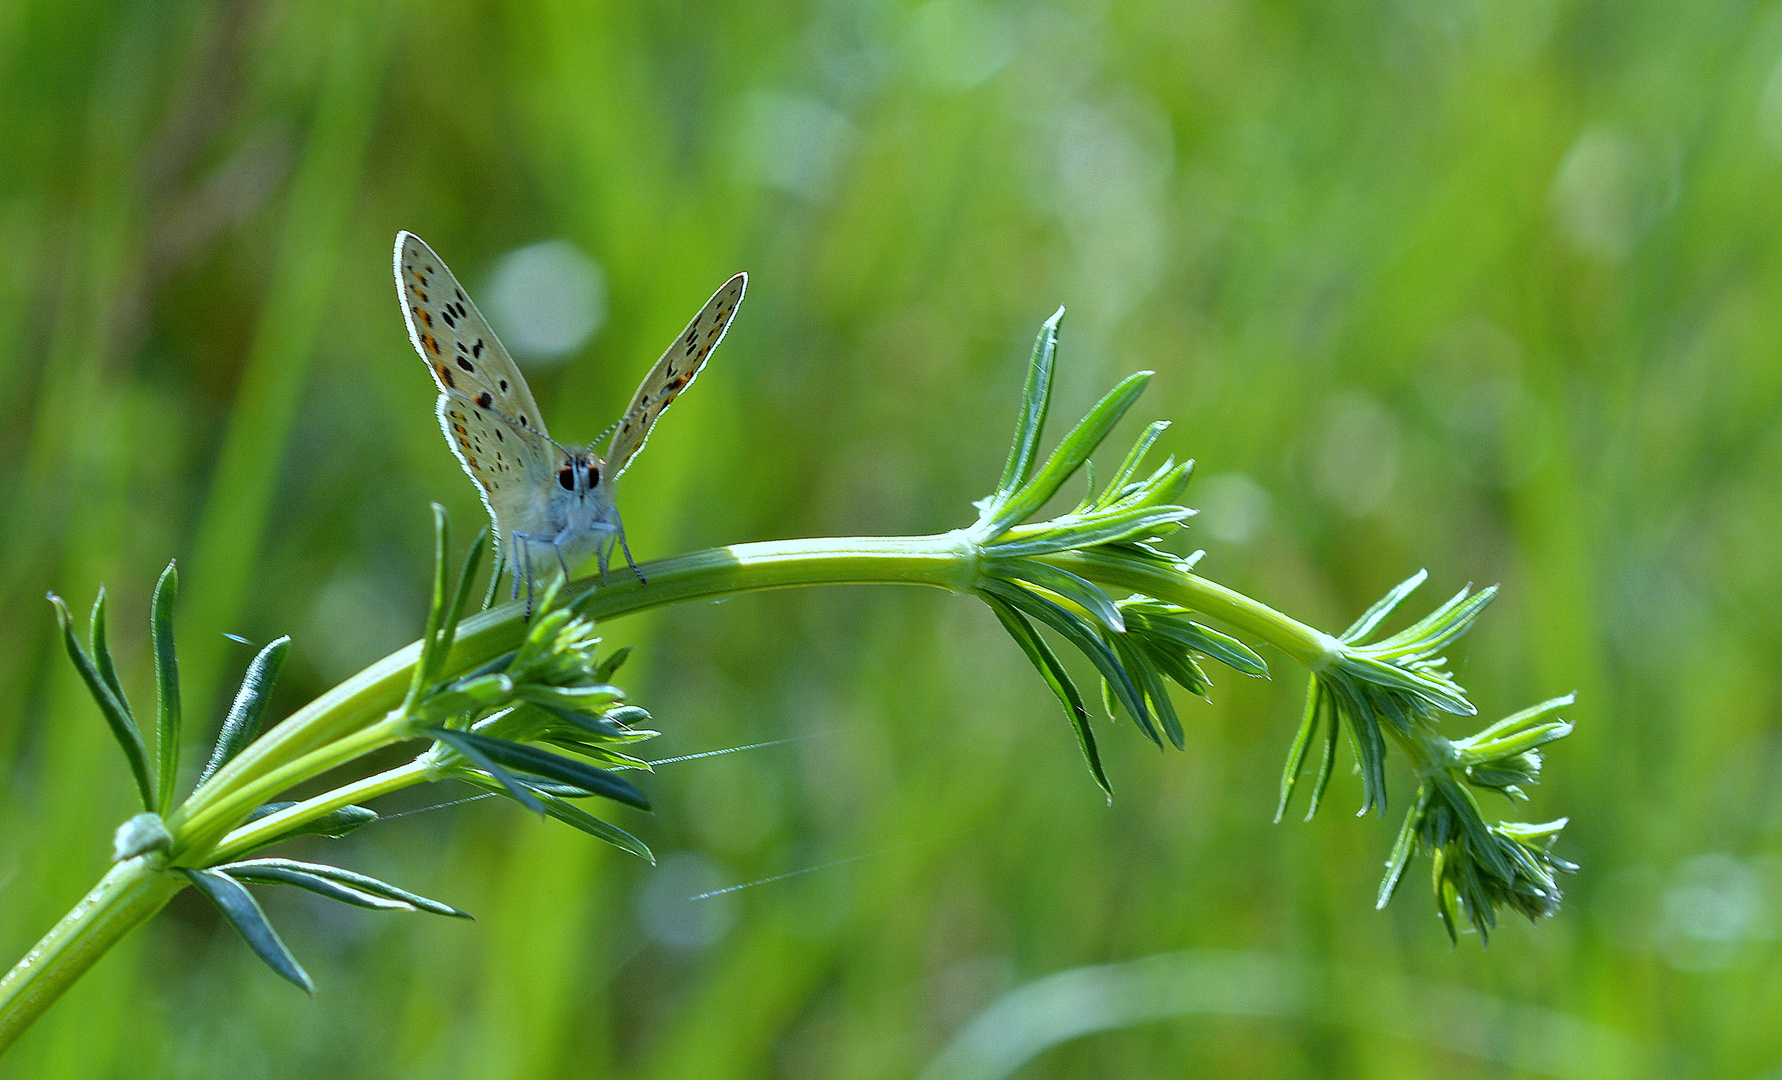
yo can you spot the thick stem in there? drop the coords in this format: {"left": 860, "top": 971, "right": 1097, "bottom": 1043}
{"left": 0, "top": 859, "right": 185, "bottom": 1054}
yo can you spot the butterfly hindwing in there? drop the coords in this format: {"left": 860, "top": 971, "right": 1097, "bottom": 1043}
{"left": 395, "top": 231, "right": 550, "bottom": 439}
{"left": 606, "top": 272, "right": 747, "bottom": 479}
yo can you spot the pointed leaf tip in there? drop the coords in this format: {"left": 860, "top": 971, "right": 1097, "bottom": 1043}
{"left": 182, "top": 868, "right": 313, "bottom": 993}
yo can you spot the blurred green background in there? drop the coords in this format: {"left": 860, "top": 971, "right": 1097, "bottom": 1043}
{"left": 3, "top": 0, "right": 1780, "bottom": 1076}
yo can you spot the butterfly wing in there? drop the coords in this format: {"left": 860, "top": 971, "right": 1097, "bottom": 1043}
{"left": 437, "top": 388, "right": 557, "bottom": 536}
{"left": 605, "top": 272, "right": 747, "bottom": 479}
{"left": 394, "top": 231, "right": 550, "bottom": 439}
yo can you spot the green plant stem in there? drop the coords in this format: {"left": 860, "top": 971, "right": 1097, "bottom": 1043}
{"left": 3, "top": 530, "right": 1354, "bottom": 1050}
{"left": 208, "top": 760, "right": 430, "bottom": 864}
{"left": 1042, "top": 549, "right": 1342, "bottom": 670}
{"left": 167, "top": 715, "right": 410, "bottom": 863}
{"left": 0, "top": 858, "right": 184, "bottom": 1053}
{"left": 174, "top": 534, "right": 1351, "bottom": 857}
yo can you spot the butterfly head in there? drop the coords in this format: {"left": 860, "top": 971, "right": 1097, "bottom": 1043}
{"left": 556, "top": 449, "right": 607, "bottom": 494}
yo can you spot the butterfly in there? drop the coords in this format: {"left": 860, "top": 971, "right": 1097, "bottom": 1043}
{"left": 394, "top": 231, "right": 746, "bottom": 604}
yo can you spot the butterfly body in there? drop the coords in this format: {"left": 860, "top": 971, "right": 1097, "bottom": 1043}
{"left": 396, "top": 231, "right": 745, "bottom": 601}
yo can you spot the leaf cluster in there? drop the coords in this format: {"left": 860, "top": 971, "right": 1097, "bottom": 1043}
{"left": 963, "top": 308, "right": 1576, "bottom": 941}
{"left": 49, "top": 508, "right": 657, "bottom": 993}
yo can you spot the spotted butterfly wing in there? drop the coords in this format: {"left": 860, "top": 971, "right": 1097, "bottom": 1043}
{"left": 395, "top": 232, "right": 547, "bottom": 433}
{"left": 606, "top": 272, "right": 747, "bottom": 479}
{"left": 394, "top": 232, "right": 556, "bottom": 538}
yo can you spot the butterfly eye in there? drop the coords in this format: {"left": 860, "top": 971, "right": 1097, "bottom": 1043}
{"left": 557, "top": 464, "right": 575, "bottom": 491}
{"left": 585, "top": 463, "right": 601, "bottom": 488}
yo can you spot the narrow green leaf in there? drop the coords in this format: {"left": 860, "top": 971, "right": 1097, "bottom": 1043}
{"left": 1093, "top": 421, "right": 1170, "bottom": 510}
{"left": 427, "top": 727, "right": 545, "bottom": 814}
{"left": 482, "top": 548, "right": 506, "bottom": 611}
{"left": 1175, "top": 623, "right": 1267, "bottom": 678}
{"left": 984, "top": 594, "right": 1110, "bottom": 797}
{"left": 1276, "top": 679, "right": 1323, "bottom": 822}
{"left": 456, "top": 771, "right": 654, "bottom": 860}
{"left": 1341, "top": 569, "right": 1427, "bottom": 643}
{"left": 50, "top": 594, "right": 155, "bottom": 811}
{"left": 410, "top": 504, "right": 453, "bottom": 704}
{"left": 534, "top": 786, "right": 655, "bottom": 861}
{"left": 151, "top": 562, "right": 182, "bottom": 814}
{"left": 181, "top": 868, "right": 313, "bottom": 993}
{"left": 595, "top": 645, "right": 632, "bottom": 683}
{"left": 198, "top": 636, "right": 291, "bottom": 788}
{"left": 1344, "top": 654, "right": 1474, "bottom": 715}
{"left": 1372, "top": 585, "right": 1495, "bottom": 658}
{"left": 1306, "top": 686, "right": 1340, "bottom": 820}
{"left": 985, "top": 581, "right": 1157, "bottom": 746}
{"left": 539, "top": 736, "right": 651, "bottom": 771}
{"left": 988, "top": 506, "right": 1196, "bottom": 558}
{"left": 1126, "top": 612, "right": 1268, "bottom": 678}
{"left": 1121, "top": 636, "right": 1183, "bottom": 750}
{"left": 224, "top": 865, "right": 415, "bottom": 911}
{"left": 437, "top": 524, "right": 488, "bottom": 665}
{"left": 528, "top": 706, "right": 658, "bottom": 745}
{"left": 1327, "top": 676, "right": 1387, "bottom": 816}
{"left": 220, "top": 858, "right": 471, "bottom": 918}
{"left": 1147, "top": 646, "right": 1210, "bottom": 699}
{"left": 516, "top": 683, "right": 625, "bottom": 709}
{"left": 1464, "top": 693, "right": 1577, "bottom": 746}
{"left": 432, "top": 728, "right": 650, "bottom": 811}
{"left": 1377, "top": 787, "right": 1432, "bottom": 909}
{"left": 241, "top": 801, "right": 378, "bottom": 843}
{"left": 88, "top": 589, "right": 131, "bottom": 730}
{"left": 993, "top": 306, "right": 1064, "bottom": 501}
{"left": 1002, "top": 560, "right": 1125, "bottom": 633}
{"left": 988, "top": 371, "right": 1153, "bottom": 534}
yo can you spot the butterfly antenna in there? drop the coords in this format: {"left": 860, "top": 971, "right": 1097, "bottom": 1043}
{"left": 538, "top": 430, "right": 575, "bottom": 459}
{"left": 593, "top": 419, "right": 620, "bottom": 454}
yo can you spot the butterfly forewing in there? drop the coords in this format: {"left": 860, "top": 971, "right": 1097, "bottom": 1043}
{"left": 606, "top": 272, "right": 747, "bottom": 479}
{"left": 395, "top": 231, "right": 549, "bottom": 438}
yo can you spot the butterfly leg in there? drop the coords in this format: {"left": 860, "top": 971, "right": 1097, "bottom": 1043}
{"left": 615, "top": 519, "right": 646, "bottom": 585}
{"left": 512, "top": 532, "right": 552, "bottom": 618}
